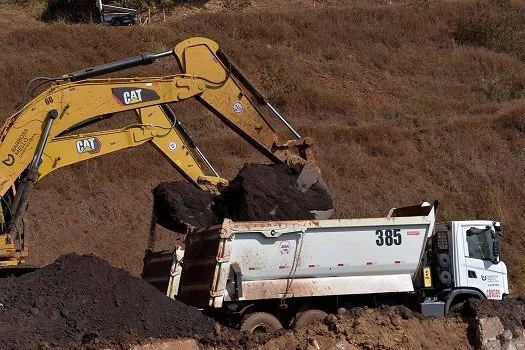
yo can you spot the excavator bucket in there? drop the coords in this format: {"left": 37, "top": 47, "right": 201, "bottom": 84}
{"left": 173, "top": 37, "right": 333, "bottom": 215}
{"left": 275, "top": 138, "right": 333, "bottom": 219}
{"left": 291, "top": 160, "right": 334, "bottom": 220}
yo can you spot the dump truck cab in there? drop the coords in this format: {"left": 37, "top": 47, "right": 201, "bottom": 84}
{"left": 446, "top": 221, "right": 507, "bottom": 300}
{"left": 413, "top": 220, "right": 508, "bottom": 316}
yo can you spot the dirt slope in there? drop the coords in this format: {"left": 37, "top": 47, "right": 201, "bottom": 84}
{"left": 1, "top": 0, "right": 524, "bottom": 296}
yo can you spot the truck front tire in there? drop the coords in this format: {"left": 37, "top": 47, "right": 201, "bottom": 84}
{"left": 240, "top": 312, "right": 283, "bottom": 333}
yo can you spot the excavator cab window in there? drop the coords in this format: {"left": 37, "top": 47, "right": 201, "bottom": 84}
{"left": 0, "top": 186, "right": 15, "bottom": 233}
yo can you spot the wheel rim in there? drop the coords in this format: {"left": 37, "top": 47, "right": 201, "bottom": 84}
{"left": 251, "top": 322, "right": 272, "bottom": 333}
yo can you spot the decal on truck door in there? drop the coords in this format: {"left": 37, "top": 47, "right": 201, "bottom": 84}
{"left": 112, "top": 87, "right": 160, "bottom": 106}
{"left": 487, "top": 289, "right": 501, "bottom": 298}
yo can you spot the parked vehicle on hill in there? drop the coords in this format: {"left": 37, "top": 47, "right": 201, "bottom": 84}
{"left": 142, "top": 201, "right": 509, "bottom": 332}
{"left": 102, "top": 11, "right": 137, "bottom": 26}
{"left": 97, "top": 0, "right": 137, "bottom": 26}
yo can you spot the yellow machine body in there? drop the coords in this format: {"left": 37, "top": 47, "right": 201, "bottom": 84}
{"left": 0, "top": 37, "right": 317, "bottom": 266}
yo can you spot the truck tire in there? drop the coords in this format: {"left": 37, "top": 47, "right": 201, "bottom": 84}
{"left": 294, "top": 309, "right": 328, "bottom": 329}
{"left": 240, "top": 312, "right": 283, "bottom": 333}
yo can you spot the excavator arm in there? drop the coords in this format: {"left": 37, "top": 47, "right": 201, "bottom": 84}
{"left": 173, "top": 38, "right": 313, "bottom": 163}
{"left": 0, "top": 36, "right": 319, "bottom": 265}
{"left": 39, "top": 104, "right": 226, "bottom": 191}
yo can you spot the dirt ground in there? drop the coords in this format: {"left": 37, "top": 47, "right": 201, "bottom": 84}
{"left": 253, "top": 307, "right": 471, "bottom": 350}
{"left": 0, "top": 252, "right": 475, "bottom": 349}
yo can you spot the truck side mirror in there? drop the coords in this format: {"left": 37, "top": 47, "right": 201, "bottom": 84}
{"left": 491, "top": 227, "right": 500, "bottom": 264}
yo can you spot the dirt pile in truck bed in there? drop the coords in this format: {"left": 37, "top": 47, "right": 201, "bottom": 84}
{"left": 153, "top": 163, "right": 334, "bottom": 231}
{"left": 0, "top": 254, "right": 214, "bottom": 349}
{"left": 153, "top": 181, "right": 219, "bottom": 231}
{"left": 215, "top": 163, "right": 333, "bottom": 221}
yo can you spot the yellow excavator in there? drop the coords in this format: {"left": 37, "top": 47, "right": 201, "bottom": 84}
{"left": 0, "top": 37, "right": 320, "bottom": 267}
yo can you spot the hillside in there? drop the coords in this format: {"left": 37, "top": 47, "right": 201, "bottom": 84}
{"left": 1, "top": 0, "right": 524, "bottom": 295}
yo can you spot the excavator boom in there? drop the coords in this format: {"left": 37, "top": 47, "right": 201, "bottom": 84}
{"left": 0, "top": 36, "right": 321, "bottom": 266}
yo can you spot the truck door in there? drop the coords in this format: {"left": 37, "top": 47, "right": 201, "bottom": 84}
{"left": 461, "top": 224, "right": 506, "bottom": 299}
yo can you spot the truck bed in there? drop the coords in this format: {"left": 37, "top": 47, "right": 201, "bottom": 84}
{"left": 177, "top": 202, "right": 437, "bottom": 308}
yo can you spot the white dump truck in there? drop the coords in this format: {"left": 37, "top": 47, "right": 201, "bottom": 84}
{"left": 142, "top": 201, "right": 508, "bottom": 331}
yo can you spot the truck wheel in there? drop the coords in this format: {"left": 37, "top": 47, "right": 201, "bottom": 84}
{"left": 294, "top": 309, "right": 328, "bottom": 329}
{"left": 240, "top": 312, "right": 283, "bottom": 333}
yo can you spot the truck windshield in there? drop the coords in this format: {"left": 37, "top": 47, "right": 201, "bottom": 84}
{"left": 466, "top": 227, "right": 496, "bottom": 261}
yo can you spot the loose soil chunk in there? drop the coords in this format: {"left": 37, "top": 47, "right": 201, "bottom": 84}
{"left": 216, "top": 163, "right": 334, "bottom": 221}
{"left": 455, "top": 298, "right": 525, "bottom": 333}
{"left": 152, "top": 181, "right": 219, "bottom": 231}
{"left": 152, "top": 163, "right": 334, "bottom": 231}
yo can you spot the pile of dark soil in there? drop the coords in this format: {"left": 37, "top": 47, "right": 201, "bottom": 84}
{"left": 153, "top": 163, "right": 334, "bottom": 232}
{"left": 153, "top": 181, "right": 219, "bottom": 231}
{"left": 215, "top": 163, "right": 333, "bottom": 222}
{"left": 0, "top": 254, "right": 214, "bottom": 349}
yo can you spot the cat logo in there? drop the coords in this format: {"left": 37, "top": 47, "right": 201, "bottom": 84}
{"left": 123, "top": 89, "right": 143, "bottom": 105}
{"left": 76, "top": 137, "right": 101, "bottom": 154}
{"left": 112, "top": 87, "right": 160, "bottom": 106}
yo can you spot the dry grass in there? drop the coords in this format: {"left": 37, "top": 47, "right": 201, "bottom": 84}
{"left": 1, "top": 0, "right": 525, "bottom": 293}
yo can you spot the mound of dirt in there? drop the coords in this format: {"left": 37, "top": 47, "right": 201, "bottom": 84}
{"left": 153, "top": 181, "right": 219, "bottom": 231}
{"left": 197, "top": 305, "right": 470, "bottom": 350}
{"left": 153, "top": 163, "right": 334, "bottom": 231}
{"left": 215, "top": 163, "right": 334, "bottom": 221}
{"left": 0, "top": 254, "right": 214, "bottom": 349}
{"left": 455, "top": 298, "right": 525, "bottom": 333}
